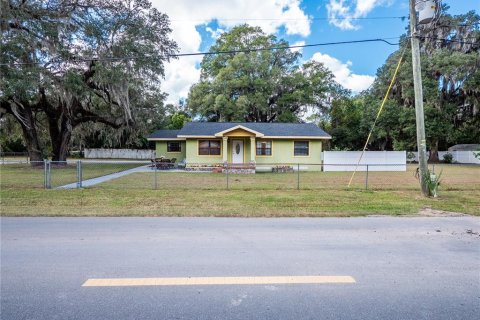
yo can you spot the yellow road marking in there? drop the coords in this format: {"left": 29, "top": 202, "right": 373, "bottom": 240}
{"left": 82, "top": 275, "right": 356, "bottom": 287}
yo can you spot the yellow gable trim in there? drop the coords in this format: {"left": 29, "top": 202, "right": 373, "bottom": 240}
{"left": 214, "top": 125, "right": 264, "bottom": 137}
{"left": 223, "top": 128, "right": 256, "bottom": 137}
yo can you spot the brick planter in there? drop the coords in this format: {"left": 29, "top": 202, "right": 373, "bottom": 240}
{"left": 223, "top": 163, "right": 256, "bottom": 174}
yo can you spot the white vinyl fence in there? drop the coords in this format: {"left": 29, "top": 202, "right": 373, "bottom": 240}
{"left": 84, "top": 148, "right": 155, "bottom": 159}
{"left": 323, "top": 151, "right": 406, "bottom": 172}
{"left": 408, "top": 151, "right": 480, "bottom": 164}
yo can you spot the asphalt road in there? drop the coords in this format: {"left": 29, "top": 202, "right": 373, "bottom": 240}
{"left": 1, "top": 217, "right": 479, "bottom": 320}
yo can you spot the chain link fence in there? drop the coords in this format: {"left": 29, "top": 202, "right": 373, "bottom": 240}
{"left": 2, "top": 160, "right": 478, "bottom": 191}
{"left": 3, "top": 160, "right": 479, "bottom": 216}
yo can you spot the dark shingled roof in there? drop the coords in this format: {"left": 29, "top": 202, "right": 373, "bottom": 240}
{"left": 149, "top": 122, "right": 331, "bottom": 139}
{"left": 148, "top": 129, "right": 181, "bottom": 139}
{"left": 179, "top": 122, "right": 330, "bottom": 138}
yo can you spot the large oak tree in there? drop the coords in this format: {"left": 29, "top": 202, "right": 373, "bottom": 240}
{"left": 187, "top": 25, "right": 337, "bottom": 123}
{"left": 0, "top": 0, "right": 177, "bottom": 161}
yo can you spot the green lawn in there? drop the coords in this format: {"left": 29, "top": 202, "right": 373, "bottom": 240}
{"left": 1, "top": 163, "right": 479, "bottom": 216}
{"left": 0, "top": 162, "right": 144, "bottom": 189}
{"left": 2, "top": 188, "right": 479, "bottom": 216}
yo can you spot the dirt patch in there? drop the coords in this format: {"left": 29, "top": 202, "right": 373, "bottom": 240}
{"left": 418, "top": 207, "right": 467, "bottom": 217}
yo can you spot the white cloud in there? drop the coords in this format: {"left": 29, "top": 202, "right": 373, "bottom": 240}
{"left": 355, "top": 0, "right": 383, "bottom": 16}
{"left": 162, "top": 57, "right": 201, "bottom": 105}
{"left": 151, "top": 0, "right": 312, "bottom": 104}
{"left": 311, "top": 52, "right": 374, "bottom": 92}
{"left": 290, "top": 40, "right": 306, "bottom": 53}
{"left": 326, "top": 0, "right": 391, "bottom": 30}
{"left": 327, "top": 0, "right": 357, "bottom": 30}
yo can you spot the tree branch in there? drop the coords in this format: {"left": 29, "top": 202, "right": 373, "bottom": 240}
{"left": 75, "top": 108, "right": 125, "bottom": 128}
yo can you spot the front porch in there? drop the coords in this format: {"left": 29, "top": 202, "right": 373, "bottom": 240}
{"left": 218, "top": 125, "right": 262, "bottom": 166}
{"left": 184, "top": 124, "right": 261, "bottom": 173}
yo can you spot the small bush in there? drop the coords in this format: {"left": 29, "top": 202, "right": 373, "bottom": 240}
{"left": 407, "top": 152, "right": 416, "bottom": 163}
{"left": 442, "top": 152, "right": 453, "bottom": 163}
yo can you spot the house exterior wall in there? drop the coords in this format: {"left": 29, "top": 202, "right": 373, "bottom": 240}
{"left": 254, "top": 139, "right": 323, "bottom": 169}
{"left": 185, "top": 139, "right": 223, "bottom": 164}
{"left": 159, "top": 138, "right": 324, "bottom": 170}
{"left": 155, "top": 141, "right": 186, "bottom": 162}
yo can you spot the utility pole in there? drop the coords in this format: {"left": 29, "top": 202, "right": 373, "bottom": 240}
{"left": 410, "top": 0, "right": 429, "bottom": 196}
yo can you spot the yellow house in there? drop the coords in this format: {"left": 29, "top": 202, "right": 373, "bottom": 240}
{"left": 147, "top": 122, "right": 331, "bottom": 172}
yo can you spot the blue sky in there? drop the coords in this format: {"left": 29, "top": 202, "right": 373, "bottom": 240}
{"left": 151, "top": 0, "right": 479, "bottom": 104}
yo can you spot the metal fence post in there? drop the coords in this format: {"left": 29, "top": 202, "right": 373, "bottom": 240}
{"left": 76, "top": 160, "right": 82, "bottom": 188}
{"left": 76, "top": 161, "right": 80, "bottom": 188}
{"left": 44, "top": 160, "right": 47, "bottom": 189}
{"left": 365, "top": 164, "right": 369, "bottom": 190}
{"left": 297, "top": 163, "right": 300, "bottom": 190}
{"left": 79, "top": 160, "right": 83, "bottom": 188}
{"left": 48, "top": 160, "right": 52, "bottom": 189}
{"left": 46, "top": 160, "right": 51, "bottom": 189}
{"left": 226, "top": 163, "right": 229, "bottom": 190}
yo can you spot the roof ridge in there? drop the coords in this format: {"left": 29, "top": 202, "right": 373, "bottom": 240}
{"left": 150, "top": 121, "right": 330, "bottom": 139}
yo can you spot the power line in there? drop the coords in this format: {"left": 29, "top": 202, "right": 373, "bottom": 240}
{"left": 0, "top": 37, "right": 402, "bottom": 66}
{"left": 173, "top": 38, "right": 401, "bottom": 57}
{"left": 2, "top": 35, "right": 478, "bottom": 67}
{"left": 170, "top": 16, "right": 407, "bottom": 22}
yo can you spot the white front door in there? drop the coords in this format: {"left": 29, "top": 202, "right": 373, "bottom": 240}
{"left": 231, "top": 140, "right": 244, "bottom": 164}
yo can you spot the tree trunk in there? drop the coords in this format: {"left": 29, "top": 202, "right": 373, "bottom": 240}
{"left": 428, "top": 140, "right": 440, "bottom": 163}
{"left": 380, "top": 139, "right": 387, "bottom": 151}
{"left": 20, "top": 123, "right": 44, "bottom": 164}
{"left": 1, "top": 101, "right": 44, "bottom": 165}
{"left": 51, "top": 129, "right": 71, "bottom": 163}
{"left": 47, "top": 111, "right": 72, "bottom": 163}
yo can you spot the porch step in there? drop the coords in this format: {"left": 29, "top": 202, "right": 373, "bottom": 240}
{"left": 223, "top": 164, "right": 256, "bottom": 174}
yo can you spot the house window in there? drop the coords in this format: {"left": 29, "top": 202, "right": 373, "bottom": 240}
{"left": 167, "top": 141, "right": 181, "bottom": 152}
{"left": 294, "top": 141, "right": 309, "bottom": 156}
{"left": 256, "top": 141, "right": 272, "bottom": 156}
{"left": 198, "top": 140, "right": 221, "bottom": 155}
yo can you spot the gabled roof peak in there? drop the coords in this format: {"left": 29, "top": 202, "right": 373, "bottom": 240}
{"left": 214, "top": 125, "right": 264, "bottom": 137}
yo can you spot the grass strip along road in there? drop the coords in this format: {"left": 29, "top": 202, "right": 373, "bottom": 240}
{"left": 1, "top": 164, "right": 479, "bottom": 216}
